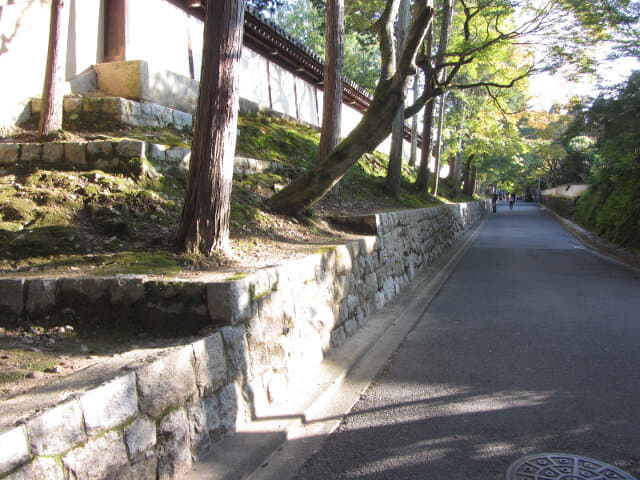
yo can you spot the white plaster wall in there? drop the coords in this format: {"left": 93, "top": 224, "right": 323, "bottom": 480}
{"left": 340, "top": 104, "right": 362, "bottom": 138}
{"left": 126, "top": 0, "right": 191, "bottom": 78}
{"left": 189, "top": 15, "right": 204, "bottom": 81}
{"left": 239, "top": 47, "right": 271, "bottom": 108}
{"left": 0, "top": 0, "right": 102, "bottom": 132}
{"left": 68, "top": 0, "right": 104, "bottom": 77}
{"left": 269, "top": 62, "right": 297, "bottom": 117}
{"left": 295, "top": 77, "right": 319, "bottom": 125}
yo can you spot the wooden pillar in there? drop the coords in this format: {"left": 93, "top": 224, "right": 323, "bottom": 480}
{"left": 104, "top": 0, "right": 126, "bottom": 62}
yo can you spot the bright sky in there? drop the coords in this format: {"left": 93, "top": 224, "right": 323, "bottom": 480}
{"left": 528, "top": 54, "right": 640, "bottom": 111}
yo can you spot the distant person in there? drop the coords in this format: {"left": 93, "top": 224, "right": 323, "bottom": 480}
{"left": 491, "top": 191, "right": 498, "bottom": 213}
{"left": 509, "top": 192, "right": 515, "bottom": 210}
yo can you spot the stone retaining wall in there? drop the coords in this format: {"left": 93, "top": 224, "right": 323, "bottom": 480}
{"left": 28, "top": 96, "right": 194, "bottom": 132}
{"left": 0, "top": 138, "right": 288, "bottom": 183}
{"left": 0, "top": 201, "right": 488, "bottom": 480}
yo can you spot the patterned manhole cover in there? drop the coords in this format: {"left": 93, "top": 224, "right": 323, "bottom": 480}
{"left": 506, "top": 453, "right": 638, "bottom": 480}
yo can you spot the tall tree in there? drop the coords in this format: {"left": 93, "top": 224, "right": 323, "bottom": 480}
{"left": 318, "top": 0, "right": 345, "bottom": 164}
{"left": 432, "top": 90, "right": 447, "bottom": 196}
{"left": 175, "top": 0, "right": 246, "bottom": 254}
{"left": 268, "top": 0, "right": 434, "bottom": 214}
{"left": 409, "top": 74, "right": 421, "bottom": 166}
{"left": 385, "top": 0, "right": 411, "bottom": 196}
{"left": 269, "top": 0, "right": 603, "bottom": 215}
{"left": 39, "top": 0, "right": 69, "bottom": 138}
{"left": 415, "top": 0, "right": 454, "bottom": 193}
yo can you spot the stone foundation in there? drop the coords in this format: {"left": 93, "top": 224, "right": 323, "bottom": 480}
{"left": 0, "top": 201, "right": 488, "bottom": 480}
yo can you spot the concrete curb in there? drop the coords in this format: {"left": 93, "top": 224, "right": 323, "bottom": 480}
{"left": 184, "top": 219, "right": 485, "bottom": 480}
{"left": 539, "top": 204, "right": 640, "bottom": 272}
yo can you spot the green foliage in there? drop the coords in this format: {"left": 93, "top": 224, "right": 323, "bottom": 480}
{"left": 237, "top": 114, "right": 320, "bottom": 168}
{"left": 271, "top": 0, "right": 381, "bottom": 92}
{"left": 574, "top": 72, "right": 640, "bottom": 249}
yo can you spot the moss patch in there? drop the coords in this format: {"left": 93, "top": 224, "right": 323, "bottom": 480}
{"left": 0, "top": 349, "right": 59, "bottom": 385}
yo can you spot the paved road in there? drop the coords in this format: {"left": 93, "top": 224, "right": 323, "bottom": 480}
{"left": 293, "top": 203, "right": 640, "bottom": 479}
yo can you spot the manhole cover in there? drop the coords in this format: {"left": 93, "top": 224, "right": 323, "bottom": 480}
{"left": 506, "top": 453, "right": 637, "bottom": 480}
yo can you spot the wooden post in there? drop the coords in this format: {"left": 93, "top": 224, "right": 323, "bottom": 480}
{"left": 104, "top": 0, "right": 127, "bottom": 62}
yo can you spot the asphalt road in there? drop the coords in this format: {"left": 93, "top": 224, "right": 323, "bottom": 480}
{"left": 292, "top": 202, "right": 640, "bottom": 480}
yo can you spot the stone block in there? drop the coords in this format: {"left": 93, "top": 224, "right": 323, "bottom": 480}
{"left": 204, "top": 395, "right": 223, "bottom": 442}
{"left": 221, "top": 326, "right": 249, "bottom": 381}
{"left": 331, "top": 326, "right": 346, "bottom": 348}
{"left": 63, "top": 431, "right": 129, "bottom": 480}
{"left": 0, "top": 278, "right": 24, "bottom": 318}
{"left": 383, "top": 277, "right": 396, "bottom": 302}
{"left": 218, "top": 383, "right": 245, "bottom": 433}
{"left": 165, "top": 147, "right": 190, "bottom": 166}
{"left": 109, "top": 274, "right": 147, "bottom": 306}
{"left": 58, "top": 277, "right": 110, "bottom": 327}
{"left": 86, "top": 141, "right": 113, "bottom": 157}
{"left": 5, "top": 457, "right": 64, "bottom": 480}
{"left": 63, "top": 96, "right": 83, "bottom": 113}
{"left": 30, "top": 98, "right": 41, "bottom": 114}
{"left": 93, "top": 157, "right": 120, "bottom": 170}
{"left": 83, "top": 96, "right": 105, "bottom": 113}
{"left": 127, "top": 455, "right": 158, "bottom": 480}
{"left": 42, "top": 143, "right": 64, "bottom": 163}
{"left": 64, "top": 142, "right": 87, "bottom": 165}
{"left": 0, "top": 426, "right": 30, "bottom": 475}
{"left": 364, "top": 272, "right": 378, "bottom": 296}
{"left": 172, "top": 110, "right": 193, "bottom": 130}
{"left": 147, "top": 143, "right": 167, "bottom": 163}
{"left": 344, "top": 318, "right": 358, "bottom": 336}
{"left": 152, "top": 104, "right": 174, "bottom": 127}
{"left": 102, "top": 97, "right": 126, "bottom": 118}
{"left": 115, "top": 140, "right": 146, "bottom": 159}
{"left": 188, "top": 402, "right": 210, "bottom": 457}
{"left": 81, "top": 373, "right": 138, "bottom": 434}
{"left": 26, "top": 400, "right": 85, "bottom": 456}
{"left": 0, "top": 143, "right": 20, "bottom": 164}
{"left": 136, "top": 346, "right": 197, "bottom": 418}
{"left": 124, "top": 418, "right": 156, "bottom": 460}
{"left": 20, "top": 143, "right": 41, "bottom": 163}
{"left": 136, "top": 281, "right": 208, "bottom": 335}
{"left": 157, "top": 409, "right": 192, "bottom": 480}
{"left": 25, "top": 279, "right": 57, "bottom": 318}
{"left": 193, "top": 333, "right": 227, "bottom": 396}
{"left": 374, "top": 291, "right": 386, "bottom": 311}
{"left": 207, "top": 279, "right": 252, "bottom": 325}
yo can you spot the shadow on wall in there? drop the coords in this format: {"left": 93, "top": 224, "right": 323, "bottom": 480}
{"left": 0, "top": 1, "right": 35, "bottom": 57}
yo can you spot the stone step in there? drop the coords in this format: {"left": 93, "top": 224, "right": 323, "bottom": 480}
{"left": 0, "top": 138, "right": 294, "bottom": 180}
{"left": 28, "top": 95, "right": 194, "bottom": 132}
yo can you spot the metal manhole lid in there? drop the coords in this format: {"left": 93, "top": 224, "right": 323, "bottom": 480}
{"left": 506, "top": 453, "right": 637, "bottom": 480}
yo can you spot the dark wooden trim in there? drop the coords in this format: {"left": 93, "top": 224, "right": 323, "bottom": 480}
{"left": 104, "top": 0, "right": 127, "bottom": 62}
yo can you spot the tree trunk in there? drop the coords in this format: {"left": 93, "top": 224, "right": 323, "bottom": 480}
{"left": 416, "top": 91, "right": 435, "bottom": 192}
{"left": 39, "top": 0, "right": 69, "bottom": 138}
{"left": 175, "top": 0, "right": 246, "bottom": 254}
{"left": 462, "top": 153, "right": 475, "bottom": 196}
{"left": 317, "top": 0, "right": 344, "bottom": 164}
{"left": 432, "top": 90, "right": 446, "bottom": 196}
{"left": 384, "top": 0, "right": 410, "bottom": 197}
{"left": 268, "top": 1, "right": 433, "bottom": 215}
{"left": 409, "top": 74, "right": 420, "bottom": 167}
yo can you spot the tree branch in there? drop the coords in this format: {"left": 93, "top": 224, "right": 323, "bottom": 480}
{"left": 373, "top": 0, "right": 400, "bottom": 80}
